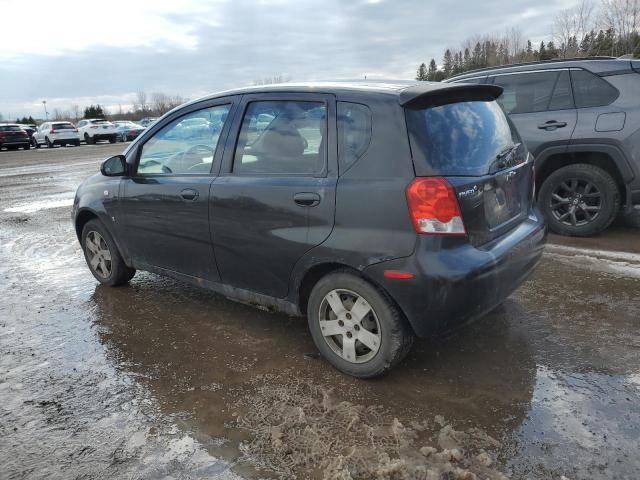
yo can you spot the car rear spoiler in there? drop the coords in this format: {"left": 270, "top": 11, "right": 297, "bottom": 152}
{"left": 399, "top": 83, "right": 504, "bottom": 109}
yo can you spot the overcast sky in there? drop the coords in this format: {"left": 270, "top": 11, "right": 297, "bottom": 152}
{"left": 0, "top": 0, "right": 582, "bottom": 119}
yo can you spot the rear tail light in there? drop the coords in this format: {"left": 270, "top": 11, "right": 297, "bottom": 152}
{"left": 405, "top": 177, "right": 466, "bottom": 235}
{"left": 50, "top": 129, "right": 56, "bottom": 134}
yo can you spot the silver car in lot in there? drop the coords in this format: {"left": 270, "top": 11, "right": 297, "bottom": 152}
{"left": 32, "top": 121, "right": 81, "bottom": 148}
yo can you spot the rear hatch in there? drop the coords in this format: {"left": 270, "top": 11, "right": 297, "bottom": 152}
{"left": 0, "top": 125, "right": 29, "bottom": 143}
{"left": 403, "top": 84, "right": 534, "bottom": 247}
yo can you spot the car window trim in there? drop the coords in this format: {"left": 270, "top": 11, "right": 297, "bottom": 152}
{"left": 220, "top": 92, "right": 335, "bottom": 179}
{"left": 130, "top": 99, "right": 238, "bottom": 178}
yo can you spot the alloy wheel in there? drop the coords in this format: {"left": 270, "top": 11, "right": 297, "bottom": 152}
{"left": 550, "top": 178, "right": 602, "bottom": 227}
{"left": 85, "top": 231, "right": 112, "bottom": 279}
{"left": 318, "top": 289, "right": 381, "bottom": 364}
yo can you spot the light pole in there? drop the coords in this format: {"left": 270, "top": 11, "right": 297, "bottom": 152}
{"left": 42, "top": 100, "right": 48, "bottom": 120}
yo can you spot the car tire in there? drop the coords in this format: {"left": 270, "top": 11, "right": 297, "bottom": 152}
{"left": 81, "top": 219, "right": 135, "bottom": 286}
{"left": 307, "top": 271, "right": 414, "bottom": 378}
{"left": 109, "top": 135, "right": 116, "bottom": 144}
{"left": 84, "top": 133, "right": 93, "bottom": 145}
{"left": 45, "top": 137, "right": 53, "bottom": 148}
{"left": 539, "top": 163, "right": 619, "bottom": 236}
{"left": 24, "top": 144, "right": 30, "bottom": 150}
{"left": 31, "top": 137, "right": 39, "bottom": 148}
{"left": 75, "top": 141, "right": 80, "bottom": 147}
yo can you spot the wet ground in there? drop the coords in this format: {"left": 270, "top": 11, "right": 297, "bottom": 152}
{"left": 1, "top": 144, "right": 639, "bottom": 479}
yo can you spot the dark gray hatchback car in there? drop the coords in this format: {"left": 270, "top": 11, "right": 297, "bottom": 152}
{"left": 73, "top": 81, "right": 545, "bottom": 377}
{"left": 447, "top": 57, "right": 640, "bottom": 236}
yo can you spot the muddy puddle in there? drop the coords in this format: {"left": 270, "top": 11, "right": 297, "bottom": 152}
{"left": 1, "top": 150, "right": 640, "bottom": 479}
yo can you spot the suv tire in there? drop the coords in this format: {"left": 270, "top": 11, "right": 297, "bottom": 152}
{"left": 81, "top": 219, "right": 136, "bottom": 286}
{"left": 307, "top": 271, "right": 414, "bottom": 378}
{"left": 539, "top": 163, "right": 619, "bottom": 236}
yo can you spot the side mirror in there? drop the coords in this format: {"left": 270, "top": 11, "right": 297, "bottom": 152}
{"left": 100, "top": 155, "right": 127, "bottom": 177}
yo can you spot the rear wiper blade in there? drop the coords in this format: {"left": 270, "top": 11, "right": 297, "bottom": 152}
{"left": 490, "top": 143, "right": 521, "bottom": 172}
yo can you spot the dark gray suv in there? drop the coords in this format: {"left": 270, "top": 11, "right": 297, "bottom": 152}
{"left": 447, "top": 57, "right": 640, "bottom": 236}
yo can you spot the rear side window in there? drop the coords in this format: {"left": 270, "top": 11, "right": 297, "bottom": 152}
{"left": 233, "top": 101, "right": 326, "bottom": 175}
{"left": 571, "top": 69, "right": 618, "bottom": 108}
{"left": 405, "top": 100, "right": 523, "bottom": 176}
{"left": 337, "top": 102, "right": 371, "bottom": 172}
{"left": 492, "top": 71, "right": 573, "bottom": 114}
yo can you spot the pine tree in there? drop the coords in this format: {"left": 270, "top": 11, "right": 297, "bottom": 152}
{"left": 463, "top": 48, "right": 471, "bottom": 69}
{"left": 427, "top": 59, "right": 438, "bottom": 81}
{"left": 442, "top": 49, "right": 454, "bottom": 77}
{"left": 416, "top": 62, "right": 428, "bottom": 81}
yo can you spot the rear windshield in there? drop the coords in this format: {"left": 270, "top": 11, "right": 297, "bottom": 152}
{"left": 53, "top": 123, "right": 75, "bottom": 130}
{"left": 91, "top": 120, "right": 108, "bottom": 124}
{"left": 0, "top": 125, "right": 23, "bottom": 132}
{"left": 405, "top": 100, "right": 523, "bottom": 176}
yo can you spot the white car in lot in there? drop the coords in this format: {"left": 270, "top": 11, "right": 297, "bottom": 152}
{"left": 32, "top": 122, "right": 81, "bottom": 148}
{"left": 76, "top": 119, "right": 118, "bottom": 144}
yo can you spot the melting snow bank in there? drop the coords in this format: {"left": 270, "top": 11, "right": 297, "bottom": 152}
{"left": 235, "top": 374, "right": 509, "bottom": 480}
{"left": 544, "top": 244, "right": 640, "bottom": 279}
{"left": 4, "top": 197, "right": 74, "bottom": 213}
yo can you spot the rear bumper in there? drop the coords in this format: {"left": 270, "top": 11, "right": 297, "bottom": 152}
{"left": 364, "top": 209, "right": 546, "bottom": 337}
{"left": 53, "top": 138, "right": 80, "bottom": 145}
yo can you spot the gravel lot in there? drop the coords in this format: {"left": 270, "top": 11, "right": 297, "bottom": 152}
{"left": 1, "top": 144, "right": 639, "bottom": 479}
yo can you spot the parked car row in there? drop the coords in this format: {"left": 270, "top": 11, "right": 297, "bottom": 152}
{"left": 0, "top": 118, "right": 154, "bottom": 151}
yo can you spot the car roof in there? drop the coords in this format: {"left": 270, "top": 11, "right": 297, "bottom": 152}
{"left": 446, "top": 57, "right": 635, "bottom": 81}
{"left": 177, "top": 80, "right": 501, "bottom": 111}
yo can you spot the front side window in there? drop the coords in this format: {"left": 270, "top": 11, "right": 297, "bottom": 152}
{"left": 137, "top": 104, "right": 231, "bottom": 175}
{"left": 571, "top": 69, "right": 619, "bottom": 108}
{"left": 492, "top": 70, "right": 573, "bottom": 114}
{"left": 233, "top": 100, "right": 326, "bottom": 175}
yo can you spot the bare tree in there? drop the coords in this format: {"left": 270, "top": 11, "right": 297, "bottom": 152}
{"left": 253, "top": 75, "right": 289, "bottom": 86}
{"left": 600, "top": 0, "right": 640, "bottom": 54}
{"left": 151, "top": 92, "right": 170, "bottom": 115}
{"left": 135, "top": 90, "right": 148, "bottom": 113}
{"left": 554, "top": 0, "right": 595, "bottom": 57}
{"left": 70, "top": 105, "right": 81, "bottom": 122}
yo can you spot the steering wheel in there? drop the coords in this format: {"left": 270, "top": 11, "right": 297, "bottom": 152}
{"left": 184, "top": 144, "right": 215, "bottom": 158}
{"left": 140, "top": 159, "right": 172, "bottom": 174}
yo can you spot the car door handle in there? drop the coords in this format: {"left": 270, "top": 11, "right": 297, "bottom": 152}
{"left": 293, "top": 192, "right": 321, "bottom": 207}
{"left": 538, "top": 120, "right": 567, "bottom": 130}
{"left": 179, "top": 188, "right": 199, "bottom": 201}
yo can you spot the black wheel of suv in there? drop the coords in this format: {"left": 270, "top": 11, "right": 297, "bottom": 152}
{"left": 81, "top": 219, "right": 136, "bottom": 286}
{"left": 24, "top": 144, "right": 30, "bottom": 150}
{"left": 307, "top": 271, "right": 414, "bottom": 378}
{"left": 45, "top": 137, "right": 53, "bottom": 148}
{"left": 84, "top": 133, "right": 94, "bottom": 145}
{"left": 539, "top": 164, "right": 619, "bottom": 236}
{"left": 31, "top": 137, "right": 39, "bottom": 148}
{"left": 75, "top": 141, "right": 80, "bottom": 147}
{"left": 109, "top": 136, "right": 116, "bottom": 144}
